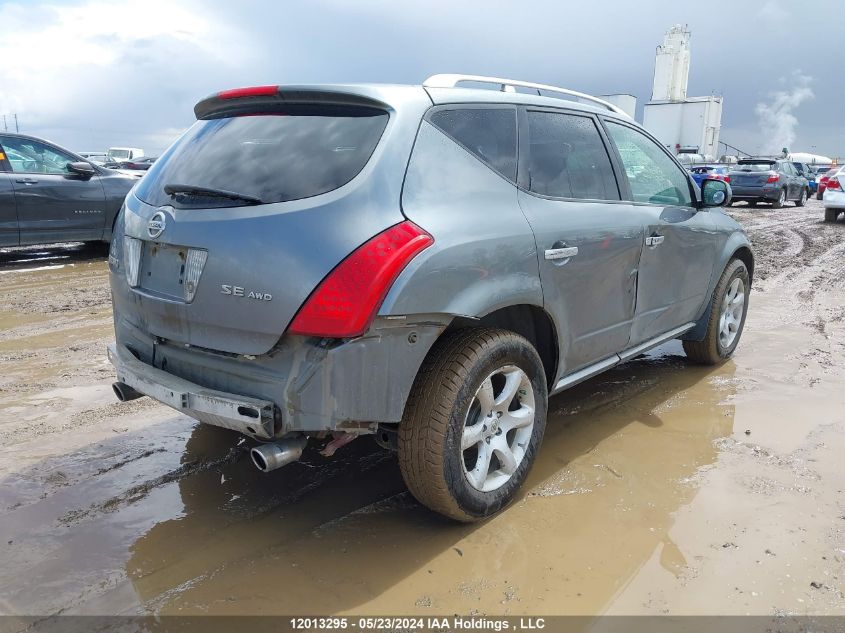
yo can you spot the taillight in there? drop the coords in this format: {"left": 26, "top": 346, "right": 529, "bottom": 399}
{"left": 724, "top": 175, "right": 731, "bottom": 183}
{"left": 217, "top": 85, "right": 278, "bottom": 100}
{"left": 288, "top": 221, "right": 434, "bottom": 338}
{"left": 827, "top": 177, "right": 842, "bottom": 191}
{"left": 766, "top": 174, "right": 780, "bottom": 183}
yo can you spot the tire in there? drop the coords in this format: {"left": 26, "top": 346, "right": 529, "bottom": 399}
{"left": 825, "top": 208, "right": 840, "bottom": 222}
{"left": 398, "top": 328, "right": 548, "bottom": 522}
{"left": 771, "top": 189, "right": 787, "bottom": 208}
{"left": 795, "top": 188, "right": 808, "bottom": 207}
{"left": 683, "top": 259, "right": 750, "bottom": 365}
{"left": 817, "top": 192, "right": 824, "bottom": 200}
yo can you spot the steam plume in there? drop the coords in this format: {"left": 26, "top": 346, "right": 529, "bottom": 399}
{"left": 755, "top": 74, "right": 814, "bottom": 154}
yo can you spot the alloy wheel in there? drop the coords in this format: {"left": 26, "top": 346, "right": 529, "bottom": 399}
{"left": 719, "top": 277, "right": 745, "bottom": 349}
{"left": 462, "top": 365, "right": 535, "bottom": 492}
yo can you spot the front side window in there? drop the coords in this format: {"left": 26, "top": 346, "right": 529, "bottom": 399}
{"left": 525, "top": 111, "right": 619, "bottom": 200}
{"left": 428, "top": 108, "right": 517, "bottom": 182}
{"left": 0, "top": 137, "right": 76, "bottom": 175}
{"left": 605, "top": 122, "right": 693, "bottom": 206}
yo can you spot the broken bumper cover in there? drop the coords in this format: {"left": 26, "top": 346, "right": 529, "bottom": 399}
{"left": 107, "top": 343, "right": 277, "bottom": 439}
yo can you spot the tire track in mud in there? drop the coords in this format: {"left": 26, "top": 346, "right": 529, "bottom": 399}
{"left": 730, "top": 201, "right": 845, "bottom": 386}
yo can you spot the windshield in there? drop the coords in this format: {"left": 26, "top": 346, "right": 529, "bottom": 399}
{"left": 135, "top": 106, "right": 389, "bottom": 208}
{"left": 734, "top": 162, "right": 775, "bottom": 172}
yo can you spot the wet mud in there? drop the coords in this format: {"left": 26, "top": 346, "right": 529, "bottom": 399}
{"left": 1, "top": 201, "right": 844, "bottom": 620}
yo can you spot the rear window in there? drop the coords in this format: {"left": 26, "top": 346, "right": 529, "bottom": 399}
{"left": 735, "top": 162, "right": 775, "bottom": 172}
{"left": 135, "top": 106, "right": 389, "bottom": 208}
{"left": 526, "top": 111, "right": 619, "bottom": 201}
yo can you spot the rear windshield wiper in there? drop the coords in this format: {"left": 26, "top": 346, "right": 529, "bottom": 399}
{"left": 163, "top": 183, "right": 263, "bottom": 205}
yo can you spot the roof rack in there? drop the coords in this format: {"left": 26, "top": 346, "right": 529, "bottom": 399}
{"left": 423, "top": 74, "right": 629, "bottom": 117}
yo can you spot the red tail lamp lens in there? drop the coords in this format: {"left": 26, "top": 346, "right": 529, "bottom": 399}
{"left": 288, "top": 221, "right": 434, "bottom": 338}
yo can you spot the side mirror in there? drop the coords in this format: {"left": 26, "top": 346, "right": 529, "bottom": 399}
{"left": 700, "top": 178, "right": 731, "bottom": 208}
{"left": 67, "top": 161, "right": 96, "bottom": 178}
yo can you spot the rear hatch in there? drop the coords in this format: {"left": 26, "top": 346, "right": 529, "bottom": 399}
{"left": 730, "top": 161, "right": 776, "bottom": 187}
{"left": 117, "top": 88, "right": 404, "bottom": 356}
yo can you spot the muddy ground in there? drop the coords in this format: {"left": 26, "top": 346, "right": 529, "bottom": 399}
{"left": 1, "top": 199, "right": 844, "bottom": 621}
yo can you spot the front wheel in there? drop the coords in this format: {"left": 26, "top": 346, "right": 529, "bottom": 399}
{"left": 795, "top": 188, "right": 808, "bottom": 207}
{"left": 683, "top": 259, "right": 750, "bottom": 365}
{"left": 398, "top": 328, "right": 548, "bottom": 522}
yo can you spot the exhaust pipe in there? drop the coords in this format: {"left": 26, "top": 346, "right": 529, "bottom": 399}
{"left": 250, "top": 435, "right": 308, "bottom": 473}
{"left": 112, "top": 381, "right": 143, "bottom": 402}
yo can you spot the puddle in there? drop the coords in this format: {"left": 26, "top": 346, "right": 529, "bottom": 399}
{"left": 0, "top": 342, "right": 746, "bottom": 617}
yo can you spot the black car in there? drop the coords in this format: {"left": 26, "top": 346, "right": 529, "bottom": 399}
{"left": 103, "top": 156, "right": 157, "bottom": 171}
{"left": 0, "top": 133, "right": 137, "bottom": 247}
{"left": 728, "top": 158, "right": 810, "bottom": 208}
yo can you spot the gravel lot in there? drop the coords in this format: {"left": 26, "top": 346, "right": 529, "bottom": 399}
{"left": 0, "top": 199, "right": 843, "bottom": 618}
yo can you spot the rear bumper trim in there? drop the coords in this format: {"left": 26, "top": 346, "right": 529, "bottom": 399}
{"left": 107, "top": 343, "right": 276, "bottom": 439}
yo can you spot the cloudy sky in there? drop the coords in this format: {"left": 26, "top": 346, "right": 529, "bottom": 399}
{"left": 1, "top": 0, "right": 841, "bottom": 158}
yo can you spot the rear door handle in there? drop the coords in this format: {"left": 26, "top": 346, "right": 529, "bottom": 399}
{"left": 645, "top": 235, "right": 665, "bottom": 247}
{"left": 545, "top": 246, "right": 579, "bottom": 260}
{"left": 15, "top": 178, "right": 38, "bottom": 185}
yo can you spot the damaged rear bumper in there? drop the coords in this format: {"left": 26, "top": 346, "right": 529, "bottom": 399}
{"left": 108, "top": 314, "right": 449, "bottom": 439}
{"left": 108, "top": 343, "right": 278, "bottom": 439}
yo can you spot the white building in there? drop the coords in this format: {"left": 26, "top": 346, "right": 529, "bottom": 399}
{"left": 643, "top": 25, "right": 723, "bottom": 159}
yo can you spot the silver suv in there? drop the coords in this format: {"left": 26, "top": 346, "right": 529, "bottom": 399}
{"left": 108, "top": 74, "right": 752, "bottom": 521}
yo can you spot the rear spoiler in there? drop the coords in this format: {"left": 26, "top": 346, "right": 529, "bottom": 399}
{"left": 193, "top": 86, "right": 390, "bottom": 120}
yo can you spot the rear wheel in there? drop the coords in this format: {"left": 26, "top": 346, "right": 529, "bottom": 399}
{"left": 771, "top": 189, "right": 787, "bottom": 209}
{"left": 683, "top": 259, "right": 750, "bottom": 365}
{"left": 795, "top": 188, "right": 808, "bottom": 207}
{"left": 398, "top": 328, "right": 547, "bottom": 522}
{"left": 825, "top": 208, "right": 841, "bottom": 222}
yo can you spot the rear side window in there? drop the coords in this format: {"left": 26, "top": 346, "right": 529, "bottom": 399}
{"left": 526, "top": 111, "right": 620, "bottom": 201}
{"left": 135, "top": 106, "right": 389, "bottom": 208}
{"left": 429, "top": 108, "right": 517, "bottom": 182}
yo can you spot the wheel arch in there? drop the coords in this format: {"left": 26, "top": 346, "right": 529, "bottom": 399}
{"left": 441, "top": 304, "right": 559, "bottom": 389}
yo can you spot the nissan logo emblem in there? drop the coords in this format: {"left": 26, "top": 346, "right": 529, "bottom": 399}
{"left": 147, "top": 210, "right": 167, "bottom": 239}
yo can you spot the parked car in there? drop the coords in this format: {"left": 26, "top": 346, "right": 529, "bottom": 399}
{"left": 822, "top": 166, "right": 845, "bottom": 222}
{"left": 104, "top": 157, "right": 157, "bottom": 171}
{"left": 107, "top": 147, "right": 145, "bottom": 162}
{"left": 107, "top": 75, "right": 751, "bottom": 522}
{"left": 791, "top": 162, "right": 818, "bottom": 195}
{"left": 816, "top": 166, "right": 838, "bottom": 199}
{"left": 0, "top": 133, "right": 137, "bottom": 247}
{"left": 728, "top": 158, "right": 809, "bottom": 208}
{"left": 676, "top": 153, "right": 707, "bottom": 166}
{"left": 689, "top": 164, "right": 731, "bottom": 188}
{"left": 78, "top": 151, "right": 109, "bottom": 165}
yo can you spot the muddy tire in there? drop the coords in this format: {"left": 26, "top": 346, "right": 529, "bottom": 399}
{"left": 683, "top": 259, "right": 750, "bottom": 365}
{"left": 795, "top": 188, "right": 808, "bottom": 207}
{"left": 398, "top": 328, "right": 547, "bottom": 522}
{"left": 824, "top": 208, "right": 840, "bottom": 222}
{"left": 771, "top": 189, "right": 787, "bottom": 209}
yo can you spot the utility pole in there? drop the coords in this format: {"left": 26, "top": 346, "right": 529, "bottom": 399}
{"left": 13, "top": 114, "right": 18, "bottom": 133}
{"left": 2, "top": 114, "right": 6, "bottom": 132}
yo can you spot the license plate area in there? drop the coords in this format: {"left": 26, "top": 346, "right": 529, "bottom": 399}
{"left": 138, "top": 242, "right": 189, "bottom": 300}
